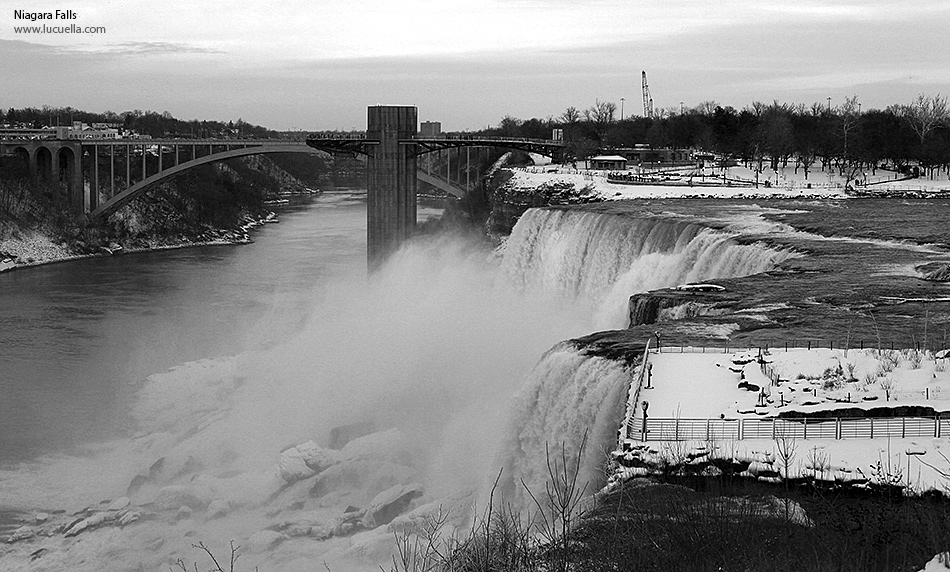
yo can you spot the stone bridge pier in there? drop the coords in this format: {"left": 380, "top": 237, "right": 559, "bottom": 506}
{"left": 366, "top": 105, "right": 418, "bottom": 268}
{"left": 0, "top": 140, "right": 84, "bottom": 211}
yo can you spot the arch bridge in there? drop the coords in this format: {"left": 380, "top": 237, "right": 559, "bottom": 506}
{"left": 0, "top": 106, "right": 564, "bottom": 266}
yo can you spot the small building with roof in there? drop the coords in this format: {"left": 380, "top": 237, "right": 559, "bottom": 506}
{"left": 586, "top": 155, "right": 627, "bottom": 170}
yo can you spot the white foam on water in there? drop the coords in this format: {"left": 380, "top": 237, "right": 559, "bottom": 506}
{"left": 0, "top": 208, "right": 796, "bottom": 571}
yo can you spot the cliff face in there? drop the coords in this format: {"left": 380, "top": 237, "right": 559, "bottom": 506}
{"left": 0, "top": 155, "right": 313, "bottom": 269}
{"left": 487, "top": 169, "right": 597, "bottom": 234}
{"left": 101, "top": 155, "right": 308, "bottom": 246}
{"left": 628, "top": 291, "right": 736, "bottom": 327}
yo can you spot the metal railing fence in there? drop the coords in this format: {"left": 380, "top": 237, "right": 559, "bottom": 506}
{"left": 628, "top": 416, "right": 949, "bottom": 442}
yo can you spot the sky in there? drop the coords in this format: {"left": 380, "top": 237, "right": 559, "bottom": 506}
{"left": 2, "top": 0, "right": 949, "bottom": 131}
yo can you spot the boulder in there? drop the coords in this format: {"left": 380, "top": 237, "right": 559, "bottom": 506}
{"left": 207, "top": 499, "right": 231, "bottom": 519}
{"left": 917, "top": 263, "right": 950, "bottom": 282}
{"left": 247, "top": 530, "right": 284, "bottom": 553}
{"left": 294, "top": 441, "right": 339, "bottom": 473}
{"left": 329, "top": 421, "right": 377, "bottom": 450}
{"left": 65, "top": 511, "right": 118, "bottom": 537}
{"left": 277, "top": 453, "right": 315, "bottom": 484}
{"left": 7, "top": 525, "right": 34, "bottom": 543}
{"left": 106, "top": 497, "right": 130, "bottom": 511}
{"left": 153, "top": 484, "right": 215, "bottom": 511}
{"left": 362, "top": 484, "right": 424, "bottom": 528}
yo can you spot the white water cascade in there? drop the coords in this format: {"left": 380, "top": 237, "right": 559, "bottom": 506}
{"left": 501, "top": 208, "right": 795, "bottom": 330}
{"left": 0, "top": 206, "right": 796, "bottom": 572}
{"left": 494, "top": 343, "right": 632, "bottom": 509}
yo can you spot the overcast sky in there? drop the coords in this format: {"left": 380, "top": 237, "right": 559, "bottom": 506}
{"left": 3, "top": 0, "right": 948, "bottom": 131}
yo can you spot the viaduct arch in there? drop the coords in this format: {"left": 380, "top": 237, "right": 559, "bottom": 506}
{"left": 88, "top": 145, "right": 323, "bottom": 219}
{"left": 1, "top": 106, "right": 564, "bottom": 266}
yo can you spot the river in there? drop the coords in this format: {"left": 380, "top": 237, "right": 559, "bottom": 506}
{"left": 0, "top": 189, "right": 605, "bottom": 571}
{"left": 0, "top": 190, "right": 378, "bottom": 466}
{"left": 3, "top": 194, "right": 931, "bottom": 571}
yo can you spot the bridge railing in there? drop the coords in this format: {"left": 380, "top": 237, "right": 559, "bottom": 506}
{"left": 307, "top": 133, "right": 369, "bottom": 140}
{"left": 409, "top": 135, "right": 563, "bottom": 145}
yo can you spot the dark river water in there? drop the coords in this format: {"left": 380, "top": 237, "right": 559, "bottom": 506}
{"left": 0, "top": 191, "right": 442, "bottom": 466}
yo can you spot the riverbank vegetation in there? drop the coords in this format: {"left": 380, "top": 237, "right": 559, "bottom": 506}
{"left": 378, "top": 465, "right": 950, "bottom": 572}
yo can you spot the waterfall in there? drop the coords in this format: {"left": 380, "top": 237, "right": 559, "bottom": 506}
{"left": 494, "top": 343, "right": 632, "bottom": 510}
{"left": 500, "top": 208, "right": 794, "bottom": 329}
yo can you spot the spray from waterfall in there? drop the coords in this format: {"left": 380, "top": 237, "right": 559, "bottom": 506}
{"left": 0, "top": 207, "right": 796, "bottom": 571}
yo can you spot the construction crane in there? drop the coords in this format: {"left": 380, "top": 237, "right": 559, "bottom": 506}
{"left": 641, "top": 71, "right": 654, "bottom": 119}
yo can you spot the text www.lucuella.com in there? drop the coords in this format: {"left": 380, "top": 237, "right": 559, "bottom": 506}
{"left": 12, "top": 9, "right": 106, "bottom": 34}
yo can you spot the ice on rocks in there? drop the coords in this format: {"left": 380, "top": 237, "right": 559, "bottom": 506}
{"left": 276, "top": 441, "right": 340, "bottom": 484}
{"left": 277, "top": 453, "right": 315, "bottom": 484}
{"left": 7, "top": 525, "right": 35, "bottom": 543}
{"left": 295, "top": 440, "right": 339, "bottom": 472}
{"left": 247, "top": 529, "right": 284, "bottom": 553}
{"left": 206, "top": 499, "right": 231, "bottom": 519}
{"left": 105, "top": 497, "right": 130, "bottom": 511}
{"left": 362, "top": 483, "right": 424, "bottom": 528}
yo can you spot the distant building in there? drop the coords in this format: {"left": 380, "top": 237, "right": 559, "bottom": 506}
{"left": 66, "top": 121, "right": 120, "bottom": 139}
{"left": 587, "top": 155, "right": 627, "bottom": 170}
{"left": 0, "top": 127, "right": 55, "bottom": 139}
{"left": 552, "top": 128, "right": 564, "bottom": 141}
{"left": 610, "top": 145, "right": 692, "bottom": 165}
{"left": 420, "top": 121, "right": 441, "bottom": 137}
{"left": 0, "top": 123, "right": 127, "bottom": 140}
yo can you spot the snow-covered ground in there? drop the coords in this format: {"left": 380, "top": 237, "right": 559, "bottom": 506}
{"left": 513, "top": 161, "right": 950, "bottom": 200}
{"left": 616, "top": 347, "right": 950, "bottom": 493}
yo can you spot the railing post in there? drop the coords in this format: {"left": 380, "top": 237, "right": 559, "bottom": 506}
{"left": 870, "top": 418, "right": 874, "bottom": 439}
{"left": 706, "top": 419, "right": 711, "bottom": 441}
{"left": 902, "top": 417, "right": 906, "bottom": 439}
{"left": 836, "top": 417, "right": 841, "bottom": 440}
{"left": 937, "top": 416, "right": 941, "bottom": 439}
{"left": 675, "top": 418, "right": 679, "bottom": 441}
{"left": 803, "top": 418, "right": 808, "bottom": 440}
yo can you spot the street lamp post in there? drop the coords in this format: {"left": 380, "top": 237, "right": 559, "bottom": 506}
{"left": 620, "top": 97, "right": 625, "bottom": 121}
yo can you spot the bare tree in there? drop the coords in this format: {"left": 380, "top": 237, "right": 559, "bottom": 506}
{"left": 838, "top": 95, "right": 864, "bottom": 186}
{"left": 694, "top": 100, "right": 720, "bottom": 116}
{"left": 585, "top": 99, "right": 617, "bottom": 137}
{"left": 894, "top": 93, "right": 949, "bottom": 146}
{"left": 560, "top": 106, "right": 581, "bottom": 125}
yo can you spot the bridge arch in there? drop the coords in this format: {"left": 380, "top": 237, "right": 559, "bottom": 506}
{"left": 8, "top": 146, "right": 31, "bottom": 177}
{"left": 89, "top": 145, "right": 325, "bottom": 220}
{"left": 35, "top": 146, "right": 53, "bottom": 181}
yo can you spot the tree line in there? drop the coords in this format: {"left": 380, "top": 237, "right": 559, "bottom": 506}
{"left": 1, "top": 106, "right": 277, "bottom": 139}
{"left": 479, "top": 95, "right": 950, "bottom": 182}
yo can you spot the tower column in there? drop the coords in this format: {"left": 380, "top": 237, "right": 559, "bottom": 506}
{"left": 366, "top": 105, "right": 417, "bottom": 269}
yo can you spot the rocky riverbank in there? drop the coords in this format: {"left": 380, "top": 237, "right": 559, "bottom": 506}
{"left": 0, "top": 212, "right": 279, "bottom": 273}
{"left": 0, "top": 154, "right": 319, "bottom": 273}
